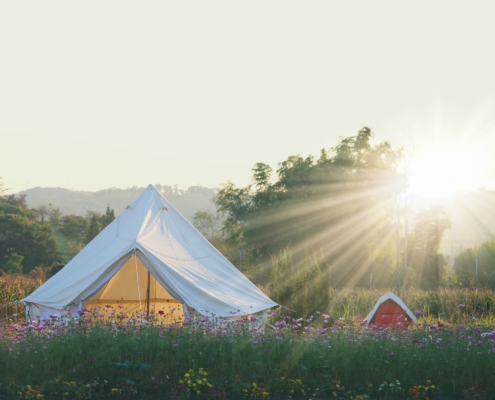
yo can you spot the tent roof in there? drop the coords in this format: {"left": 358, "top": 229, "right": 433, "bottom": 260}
{"left": 364, "top": 292, "right": 417, "bottom": 324}
{"left": 22, "top": 184, "right": 277, "bottom": 317}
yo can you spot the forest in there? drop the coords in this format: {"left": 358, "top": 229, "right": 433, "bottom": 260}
{"left": 1, "top": 128, "right": 494, "bottom": 304}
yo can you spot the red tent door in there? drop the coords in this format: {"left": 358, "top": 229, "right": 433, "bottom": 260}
{"left": 374, "top": 299, "right": 410, "bottom": 326}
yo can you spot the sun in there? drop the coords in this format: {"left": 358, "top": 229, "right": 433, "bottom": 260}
{"left": 408, "top": 151, "right": 468, "bottom": 198}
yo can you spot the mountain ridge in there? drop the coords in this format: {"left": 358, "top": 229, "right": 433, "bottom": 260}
{"left": 16, "top": 185, "right": 217, "bottom": 223}
{"left": 14, "top": 186, "right": 495, "bottom": 261}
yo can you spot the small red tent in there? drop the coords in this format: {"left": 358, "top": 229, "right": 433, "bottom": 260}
{"left": 364, "top": 292, "right": 417, "bottom": 326}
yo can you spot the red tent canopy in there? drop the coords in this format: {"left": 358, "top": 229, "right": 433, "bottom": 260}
{"left": 365, "top": 292, "right": 417, "bottom": 326}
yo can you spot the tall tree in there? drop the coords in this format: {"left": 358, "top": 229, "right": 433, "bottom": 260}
{"left": 454, "top": 238, "right": 495, "bottom": 288}
{"left": 193, "top": 210, "right": 223, "bottom": 240}
{"left": 85, "top": 214, "right": 102, "bottom": 244}
{"left": 214, "top": 127, "right": 405, "bottom": 286}
{"left": 0, "top": 213, "right": 60, "bottom": 273}
{"left": 103, "top": 205, "right": 116, "bottom": 227}
{"left": 408, "top": 206, "right": 452, "bottom": 288}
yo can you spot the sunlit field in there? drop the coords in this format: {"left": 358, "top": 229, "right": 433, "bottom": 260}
{"left": 1, "top": 276, "right": 495, "bottom": 399}
{"left": 1, "top": 308, "right": 495, "bottom": 399}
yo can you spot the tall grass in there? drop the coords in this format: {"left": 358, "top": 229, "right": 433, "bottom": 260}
{"left": 1, "top": 314, "right": 494, "bottom": 399}
{"left": 1, "top": 272, "right": 495, "bottom": 398}
{"left": 2, "top": 272, "right": 495, "bottom": 324}
{"left": 0, "top": 273, "right": 44, "bottom": 321}
{"left": 324, "top": 287, "right": 495, "bottom": 325}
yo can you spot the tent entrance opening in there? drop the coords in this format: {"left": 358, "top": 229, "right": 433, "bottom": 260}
{"left": 84, "top": 255, "right": 183, "bottom": 323}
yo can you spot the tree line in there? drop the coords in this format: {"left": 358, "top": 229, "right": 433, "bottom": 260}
{"left": 191, "top": 127, "right": 490, "bottom": 314}
{"left": 0, "top": 179, "right": 115, "bottom": 275}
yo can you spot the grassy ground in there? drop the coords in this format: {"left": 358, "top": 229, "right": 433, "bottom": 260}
{"left": 1, "top": 276, "right": 494, "bottom": 398}
{"left": 1, "top": 309, "right": 494, "bottom": 399}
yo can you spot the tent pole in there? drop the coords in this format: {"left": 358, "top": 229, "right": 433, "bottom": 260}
{"left": 146, "top": 270, "right": 151, "bottom": 315}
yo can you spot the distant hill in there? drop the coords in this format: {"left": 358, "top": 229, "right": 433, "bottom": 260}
{"left": 15, "top": 186, "right": 495, "bottom": 263}
{"left": 17, "top": 185, "right": 217, "bottom": 222}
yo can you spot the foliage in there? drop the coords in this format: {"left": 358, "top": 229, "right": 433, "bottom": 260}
{"left": 193, "top": 210, "right": 224, "bottom": 240}
{"left": 85, "top": 207, "right": 116, "bottom": 244}
{"left": 0, "top": 212, "right": 61, "bottom": 273}
{"left": 214, "top": 127, "right": 408, "bottom": 287}
{"left": 85, "top": 214, "right": 102, "bottom": 243}
{"left": 408, "top": 206, "right": 452, "bottom": 289}
{"left": 0, "top": 184, "right": 61, "bottom": 273}
{"left": 2, "top": 253, "right": 24, "bottom": 275}
{"left": 270, "top": 247, "right": 330, "bottom": 318}
{"left": 454, "top": 238, "right": 495, "bottom": 289}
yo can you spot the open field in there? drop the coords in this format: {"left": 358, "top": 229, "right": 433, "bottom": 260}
{"left": 1, "top": 305, "right": 495, "bottom": 399}
{"left": 1, "top": 276, "right": 494, "bottom": 398}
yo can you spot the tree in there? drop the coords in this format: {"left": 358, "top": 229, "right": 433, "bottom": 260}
{"left": 0, "top": 213, "right": 60, "bottom": 273}
{"left": 454, "top": 238, "right": 495, "bottom": 288}
{"left": 60, "top": 214, "right": 88, "bottom": 255}
{"left": 2, "top": 253, "right": 23, "bottom": 274}
{"left": 214, "top": 181, "right": 254, "bottom": 241}
{"left": 192, "top": 210, "right": 223, "bottom": 240}
{"left": 85, "top": 214, "right": 102, "bottom": 244}
{"left": 103, "top": 205, "right": 116, "bottom": 228}
{"left": 252, "top": 163, "right": 273, "bottom": 191}
{"left": 35, "top": 204, "right": 50, "bottom": 225}
{"left": 48, "top": 204, "right": 63, "bottom": 230}
{"left": 408, "top": 206, "right": 452, "bottom": 288}
{"left": 1, "top": 194, "right": 30, "bottom": 213}
{"left": 214, "top": 127, "right": 405, "bottom": 287}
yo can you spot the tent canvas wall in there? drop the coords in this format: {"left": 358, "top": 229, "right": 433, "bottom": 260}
{"left": 22, "top": 185, "right": 277, "bottom": 322}
{"left": 364, "top": 292, "right": 417, "bottom": 326}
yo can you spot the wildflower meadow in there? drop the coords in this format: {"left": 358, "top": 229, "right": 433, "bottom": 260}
{"left": 1, "top": 275, "right": 495, "bottom": 399}
{"left": 1, "top": 303, "right": 494, "bottom": 400}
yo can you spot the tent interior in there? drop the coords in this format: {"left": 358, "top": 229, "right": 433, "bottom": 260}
{"left": 84, "top": 254, "right": 184, "bottom": 324}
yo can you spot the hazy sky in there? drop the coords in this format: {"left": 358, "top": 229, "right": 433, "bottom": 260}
{"left": 1, "top": 1, "right": 495, "bottom": 194}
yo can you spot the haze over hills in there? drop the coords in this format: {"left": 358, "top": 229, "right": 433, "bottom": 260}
{"left": 436, "top": 189, "right": 495, "bottom": 263}
{"left": 15, "top": 186, "right": 495, "bottom": 263}
{"left": 409, "top": 189, "right": 495, "bottom": 264}
{"left": 17, "top": 185, "right": 217, "bottom": 223}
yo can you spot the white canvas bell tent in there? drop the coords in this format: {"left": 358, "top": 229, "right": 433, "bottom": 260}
{"left": 22, "top": 184, "right": 277, "bottom": 322}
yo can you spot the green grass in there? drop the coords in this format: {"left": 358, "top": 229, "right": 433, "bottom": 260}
{"left": 1, "top": 313, "right": 494, "bottom": 399}
{"left": 325, "top": 287, "right": 495, "bottom": 325}
{"left": 2, "top": 278, "right": 495, "bottom": 398}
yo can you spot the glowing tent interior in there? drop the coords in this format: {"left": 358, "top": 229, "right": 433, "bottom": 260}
{"left": 22, "top": 184, "right": 277, "bottom": 322}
